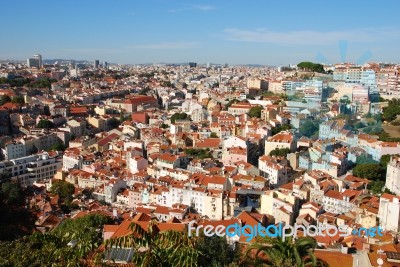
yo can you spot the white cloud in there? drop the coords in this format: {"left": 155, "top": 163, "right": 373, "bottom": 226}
{"left": 223, "top": 28, "right": 400, "bottom": 45}
{"left": 126, "top": 42, "right": 198, "bottom": 49}
{"left": 168, "top": 4, "right": 215, "bottom": 13}
{"left": 193, "top": 4, "right": 215, "bottom": 11}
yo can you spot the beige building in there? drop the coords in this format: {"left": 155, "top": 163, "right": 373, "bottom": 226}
{"left": 247, "top": 78, "right": 268, "bottom": 90}
{"left": 227, "top": 102, "right": 252, "bottom": 116}
{"left": 260, "top": 190, "right": 299, "bottom": 225}
{"left": 203, "top": 190, "right": 227, "bottom": 220}
{"left": 265, "top": 131, "right": 296, "bottom": 156}
{"left": 88, "top": 115, "right": 112, "bottom": 132}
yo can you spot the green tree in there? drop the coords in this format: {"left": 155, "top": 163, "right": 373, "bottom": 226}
{"left": 0, "top": 214, "right": 112, "bottom": 266}
{"left": 36, "top": 119, "right": 54, "bottom": 129}
{"left": 299, "top": 121, "right": 319, "bottom": 138}
{"left": 29, "top": 77, "right": 57, "bottom": 89}
{"left": 0, "top": 171, "right": 11, "bottom": 182}
{"left": 171, "top": 112, "right": 188, "bottom": 123}
{"left": 196, "top": 235, "right": 237, "bottom": 267}
{"left": 1, "top": 181, "right": 23, "bottom": 206}
{"left": 210, "top": 132, "right": 219, "bottom": 138}
{"left": 352, "top": 163, "right": 382, "bottom": 180}
{"left": 269, "top": 148, "right": 291, "bottom": 157}
{"left": 248, "top": 106, "right": 262, "bottom": 118}
{"left": 105, "top": 220, "right": 200, "bottom": 267}
{"left": 185, "top": 148, "right": 213, "bottom": 159}
{"left": 382, "top": 98, "right": 400, "bottom": 122}
{"left": 368, "top": 180, "right": 386, "bottom": 195}
{"left": 246, "top": 236, "right": 327, "bottom": 267}
{"left": 0, "top": 95, "right": 11, "bottom": 105}
{"left": 11, "top": 95, "right": 24, "bottom": 104}
{"left": 50, "top": 142, "right": 66, "bottom": 152}
{"left": 271, "top": 124, "right": 292, "bottom": 135}
{"left": 355, "top": 155, "right": 378, "bottom": 165}
{"left": 160, "top": 123, "right": 169, "bottom": 129}
{"left": 297, "top": 62, "right": 325, "bottom": 73}
{"left": 380, "top": 154, "right": 392, "bottom": 169}
{"left": 108, "top": 117, "right": 121, "bottom": 129}
{"left": 50, "top": 180, "right": 75, "bottom": 200}
{"left": 0, "top": 180, "right": 35, "bottom": 240}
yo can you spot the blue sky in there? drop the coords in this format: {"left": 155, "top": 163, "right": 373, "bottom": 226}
{"left": 1, "top": 0, "right": 400, "bottom": 65}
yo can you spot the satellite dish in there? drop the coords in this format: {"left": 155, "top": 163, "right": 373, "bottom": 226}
{"left": 377, "top": 258, "right": 384, "bottom": 266}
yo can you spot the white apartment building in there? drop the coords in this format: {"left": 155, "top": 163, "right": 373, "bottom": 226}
{"left": 322, "top": 189, "right": 361, "bottom": 214}
{"left": 2, "top": 141, "right": 27, "bottom": 160}
{"left": 104, "top": 179, "right": 127, "bottom": 203}
{"left": 62, "top": 151, "right": 83, "bottom": 171}
{"left": 0, "top": 152, "right": 61, "bottom": 187}
{"left": 385, "top": 156, "right": 400, "bottom": 195}
{"left": 140, "top": 183, "right": 223, "bottom": 219}
{"left": 128, "top": 155, "right": 148, "bottom": 174}
{"left": 378, "top": 193, "right": 400, "bottom": 232}
{"left": 258, "top": 155, "right": 291, "bottom": 187}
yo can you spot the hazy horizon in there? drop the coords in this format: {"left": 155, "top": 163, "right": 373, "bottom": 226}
{"left": 2, "top": 0, "right": 400, "bottom": 65}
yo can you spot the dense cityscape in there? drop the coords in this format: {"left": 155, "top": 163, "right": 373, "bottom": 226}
{"left": 0, "top": 55, "right": 400, "bottom": 266}
{"left": 2, "top": 1, "right": 400, "bottom": 267}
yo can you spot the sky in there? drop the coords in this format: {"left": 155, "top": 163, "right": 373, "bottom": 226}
{"left": 1, "top": 0, "right": 400, "bottom": 65}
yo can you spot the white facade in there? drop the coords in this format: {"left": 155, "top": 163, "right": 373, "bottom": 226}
{"left": 0, "top": 152, "right": 61, "bottom": 187}
{"left": 322, "top": 190, "right": 358, "bottom": 214}
{"left": 258, "top": 156, "right": 290, "bottom": 187}
{"left": 2, "top": 142, "right": 27, "bottom": 160}
{"left": 104, "top": 179, "right": 127, "bottom": 203}
{"left": 223, "top": 136, "right": 247, "bottom": 150}
{"left": 128, "top": 156, "right": 148, "bottom": 174}
{"left": 378, "top": 194, "right": 400, "bottom": 232}
{"left": 62, "top": 153, "right": 83, "bottom": 171}
{"left": 385, "top": 156, "right": 400, "bottom": 195}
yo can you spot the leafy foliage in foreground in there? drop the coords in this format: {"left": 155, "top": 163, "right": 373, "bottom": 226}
{"left": 245, "top": 236, "right": 328, "bottom": 267}
{"left": 0, "top": 214, "right": 112, "bottom": 267}
{"left": 196, "top": 235, "right": 238, "bottom": 267}
{"left": 0, "top": 180, "right": 36, "bottom": 241}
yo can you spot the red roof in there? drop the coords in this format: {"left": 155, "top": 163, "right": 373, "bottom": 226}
{"left": 97, "top": 133, "right": 119, "bottom": 147}
{"left": 125, "top": 96, "right": 157, "bottom": 105}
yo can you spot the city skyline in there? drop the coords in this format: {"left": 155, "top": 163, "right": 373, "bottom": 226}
{"left": 1, "top": 0, "right": 400, "bottom": 65}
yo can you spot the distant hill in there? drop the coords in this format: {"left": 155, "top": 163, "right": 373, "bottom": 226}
{"left": 43, "top": 59, "right": 90, "bottom": 65}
